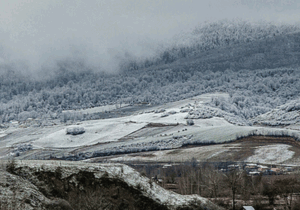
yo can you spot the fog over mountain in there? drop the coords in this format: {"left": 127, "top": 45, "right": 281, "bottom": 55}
{"left": 0, "top": 1, "right": 300, "bottom": 125}
{"left": 1, "top": 0, "right": 300, "bottom": 75}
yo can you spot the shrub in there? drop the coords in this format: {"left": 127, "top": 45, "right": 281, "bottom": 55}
{"left": 66, "top": 127, "right": 85, "bottom": 135}
{"left": 6, "top": 158, "right": 17, "bottom": 174}
{"left": 186, "top": 119, "right": 194, "bottom": 126}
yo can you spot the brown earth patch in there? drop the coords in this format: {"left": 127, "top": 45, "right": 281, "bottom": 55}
{"left": 118, "top": 123, "right": 179, "bottom": 142}
{"left": 135, "top": 153, "right": 156, "bottom": 158}
{"left": 87, "top": 135, "right": 300, "bottom": 164}
{"left": 146, "top": 123, "right": 179, "bottom": 127}
{"left": 234, "top": 135, "right": 300, "bottom": 147}
{"left": 166, "top": 149, "right": 183, "bottom": 155}
{"left": 211, "top": 135, "right": 300, "bottom": 162}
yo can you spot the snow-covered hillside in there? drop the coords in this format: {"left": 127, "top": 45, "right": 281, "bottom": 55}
{"left": 245, "top": 144, "right": 295, "bottom": 164}
{"left": 254, "top": 99, "right": 300, "bottom": 126}
{"left": 1, "top": 92, "right": 300, "bottom": 162}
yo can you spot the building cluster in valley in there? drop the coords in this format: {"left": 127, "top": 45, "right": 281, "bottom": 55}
{"left": 221, "top": 163, "right": 295, "bottom": 176}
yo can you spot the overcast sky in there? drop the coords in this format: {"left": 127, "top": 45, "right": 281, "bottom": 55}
{"left": 0, "top": 0, "right": 299, "bottom": 72}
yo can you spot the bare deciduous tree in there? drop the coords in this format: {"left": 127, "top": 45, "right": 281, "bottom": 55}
{"left": 204, "top": 166, "right": 222, "bottom": 198}
{"left": 223, "top": 168, "right": 243, "bottom": 210}
{"left": 274, "top": 176, "right": 300, "bottom": 210}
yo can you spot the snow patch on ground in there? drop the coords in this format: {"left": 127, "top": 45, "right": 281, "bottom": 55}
{"left": 33, "top": 119, "right": 147, "bottom": 147}
{"left": 245, "top": 144, "right": 294, "bottom": 164}
{"left": 63, "top": 104, "right": 130, "bottom": 115}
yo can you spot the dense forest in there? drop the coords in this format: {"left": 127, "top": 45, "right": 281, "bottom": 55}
{"left": 1, "top": 20, "right": 300, "bottom": 125}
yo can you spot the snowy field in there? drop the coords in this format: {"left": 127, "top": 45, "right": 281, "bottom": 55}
{"left": 0, "top": 133, "right": 6, "bottom": 139}
{"left": 245, "top": 144, "right": 295, "bottom": 164}
{"left": 1, "top": 92, "right": 300, "bottom": 164}
{"left": 62, "top": 103, "right": 130, "bottom": 115}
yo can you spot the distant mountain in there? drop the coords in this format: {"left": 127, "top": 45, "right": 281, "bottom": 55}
{"left": 121, "top": 20, "right": 300, "bottom": 72}
{"left": 1, "top": 21, "right": 300, "bottom": 125}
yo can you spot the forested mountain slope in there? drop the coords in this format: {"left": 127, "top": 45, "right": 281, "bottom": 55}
{"left": 120, "top": 20, "right": 300, "bottom": 70}
{"left": 1, "top": 21, "right": 300, "bottom": 125}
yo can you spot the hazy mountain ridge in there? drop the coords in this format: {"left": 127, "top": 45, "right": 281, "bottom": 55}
{"left": 120, "top": 20, "right": 300, "bottom": 71}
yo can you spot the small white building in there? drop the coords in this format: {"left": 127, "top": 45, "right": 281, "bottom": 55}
{"left": 243, "top": 206, "right": 255, "bottom": 210}
{"left": 249, "top": 171, "right": 260, "bottom": 176}
{"left": 162, "top": 164, "right": 172, "bottom": 169}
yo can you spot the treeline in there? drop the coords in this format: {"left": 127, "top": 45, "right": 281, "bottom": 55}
{"left": 135, "top": 161, "right": 300, "bottom": 210}
{"left": 1, "top": 67, "right": 300, "bottom": 125}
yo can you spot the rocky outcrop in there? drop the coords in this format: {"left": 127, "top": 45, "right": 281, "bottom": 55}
{"left": 0, "top": 169, "right": 73, "bottom": 210}
{"left": 1, "top": 160, "right": 223, "bottom": 210}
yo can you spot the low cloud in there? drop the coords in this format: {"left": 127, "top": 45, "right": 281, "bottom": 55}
{"left": 0, "top": 0, "right": 299, "bottom": 75}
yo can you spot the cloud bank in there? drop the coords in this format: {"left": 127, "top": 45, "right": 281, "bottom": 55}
{"left": 0, "top": 0, "right": 299, "bottom": 74}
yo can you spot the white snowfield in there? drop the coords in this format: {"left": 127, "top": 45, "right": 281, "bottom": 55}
{"left": 245, "top": 144, "right": 295, "bottom": 164}
{"left": 62, "top": 103, "right": 130, "bottom": 115}
{"left": 0, "top": 133, "right": 6, "bottom": 138}
{"left": 1, "top": 92, "right": 300, "bottom": 164}
{"left": 33, "top": 119, "right": 148, "bottom": 147}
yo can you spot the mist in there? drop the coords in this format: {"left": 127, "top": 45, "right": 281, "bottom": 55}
{"left": 0, "top": 0, "right": 300, "bottom": 75}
